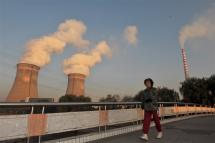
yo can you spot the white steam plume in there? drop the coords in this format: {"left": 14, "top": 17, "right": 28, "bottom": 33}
{"left": 63, "top": 41, "right": 111, "bottom": 76}
{"left": 179, "top": 5, "right": 215, "bottom": 49}
{"left": 124, "top": 26, "right": 138, "bottom": 45}
{"left": 21, "top": 19, "right": 89, "bottom": 67}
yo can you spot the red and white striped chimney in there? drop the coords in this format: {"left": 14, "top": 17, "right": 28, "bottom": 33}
{"left": 181, "top": 48, "right": 189, "bottom": 80}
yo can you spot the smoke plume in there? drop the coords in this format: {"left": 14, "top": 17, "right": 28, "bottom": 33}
{"left": 179, "top": 5, "right": 215, "bottom": 49}
{"left": 63, "top": 41, "right": 111, "bottom": 76}
{"left": 21, "top": 19, "right": 89, "bottom": 67}
{"left": 124, "top": 26, "right": 138, "bottom": 45}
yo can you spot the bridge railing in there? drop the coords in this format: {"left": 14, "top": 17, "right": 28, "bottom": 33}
{"left": 0, "top": 102, "right": 214, "bottom": 142}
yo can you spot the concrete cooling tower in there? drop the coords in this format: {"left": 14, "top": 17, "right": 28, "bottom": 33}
{"left": 6, "top": 63, "right": 40, "bottom": 102}
{"left": 66, "top": 73, "right": 86, "bottom": 96}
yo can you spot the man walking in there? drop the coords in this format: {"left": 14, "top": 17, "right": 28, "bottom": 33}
{"left": 139, "top": 78, "right": 163, "bottom": 141}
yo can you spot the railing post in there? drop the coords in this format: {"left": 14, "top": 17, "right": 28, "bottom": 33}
{"left": 136, "top": 104, "right": 139, "bottom": 125}
{"left": 161, "top": 104, "right": 165, "bottom": 120}
{"left": 186, "top": 104, "right": 189, "bottom": 116}
{"left": 213, "top": 106, "right": 215, "bottom": 115}
{"left": 27, "top": 137, "right": 30, "bottom": 143}
{"left": 27, "top": 106, "right": 34, "bottom": 143}
{"left": 38, "top": 106, "right": 45, "bottom": 143}
{"left": 140, "top": 104, "right": 143, "bottom": 123}
{"left": 99, "top": 106, "right": 101, "bottom": 133}
{"left": 175, "top": 104, "right": 178, "bottom": 118}
{"left": 210, "top": 106, "right": 212, "bottom": 114}
{"left": 194, "top": 105, "right": 196, "bottom": 115}
{"left": 42, "top": 106, "right": 45, "bottom": 114}
{"left": 214, "top": 106, "right": 215, "bottom": 115}
{"left": 30, "top": 106, "right": 34, "bottom": 114}
{"left": 200, "top": 105, "right": 202, "bottom": 114}
{"left": 159, "top": 104, "right": 162, "bottom": 120}
{"left": 104, "top": 105, "right": 107, "bottom": 132}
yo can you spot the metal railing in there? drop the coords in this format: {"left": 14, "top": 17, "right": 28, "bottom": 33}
{"left": 0, "top": 102, "right": 214, "bottom": 143}
{"left": 0, "top": 101, "right": 203, "bottom": 113}
{"left": 0, "top": 101, "right": 202, "bottom": 106}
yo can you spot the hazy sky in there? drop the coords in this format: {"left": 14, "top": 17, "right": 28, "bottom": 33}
{"left": 0, "top": 0, "right": 215, "bottom": 101}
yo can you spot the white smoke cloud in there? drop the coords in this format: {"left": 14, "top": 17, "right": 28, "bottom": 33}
{"left": 63, "top": 41, "right": 111, "bottom": 76}
{"left": 124, "top": 26, "right": 138, "bottom": 45}
{"left": 21, "top": 19, "right": 89, "bottom": 67}
{"left": 179, "top": 5, "right": 215, "bottom": 49}
{"left": 54, "top": 20, "right": 89, "bottom": 48}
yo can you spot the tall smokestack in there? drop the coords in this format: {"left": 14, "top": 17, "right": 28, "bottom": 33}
{"left": 66, "top": 73, "right": 86, "bottom": 96}
{"left": 7, "top": 63, "right": 40, "bottom": 102}
{"left": 181, "top": 48, "right": 189, "bottom": 80}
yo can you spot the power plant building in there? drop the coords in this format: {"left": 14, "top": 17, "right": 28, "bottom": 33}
{"left": 7, "top": 63, "right": 40, "bottom": 102}
{"left": 66, "top": 73, "right": 86, "bottom": 96}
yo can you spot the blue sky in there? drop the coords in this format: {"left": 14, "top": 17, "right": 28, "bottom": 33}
{"left": 0, "top": 0, "right": 214, "bottom": 101}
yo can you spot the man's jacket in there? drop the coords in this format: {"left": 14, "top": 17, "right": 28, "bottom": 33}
{"left": 140, "top": 88, "right": 158, "bottom": 111}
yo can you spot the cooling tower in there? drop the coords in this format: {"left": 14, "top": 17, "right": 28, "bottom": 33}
{"left": 66, "top": 73, "right": 86, "bottom": 96}
{"left": 181, "top": 48, "right": 189, "bottom": 80}
{"left": 7, "top": 63, "right": 40, "bottom": 102}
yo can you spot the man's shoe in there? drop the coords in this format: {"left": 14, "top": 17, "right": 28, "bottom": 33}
{"left": 140, "top": 134, "right": 149, "bottom": 141}
{"left": 156, "top": 132, "right": 163, "bottom": 139}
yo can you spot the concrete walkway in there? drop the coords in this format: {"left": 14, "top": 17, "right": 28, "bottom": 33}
{"left": 90, "top": 115, "right": 215, "bottom": 143}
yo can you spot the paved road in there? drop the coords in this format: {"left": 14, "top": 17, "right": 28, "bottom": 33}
{"left": 90, "top": 115, "right": 215, "bottom": 143}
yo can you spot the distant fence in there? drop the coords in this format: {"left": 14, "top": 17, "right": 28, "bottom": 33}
{"left": 0, "top": 102, "right": 214, "bottom": 142}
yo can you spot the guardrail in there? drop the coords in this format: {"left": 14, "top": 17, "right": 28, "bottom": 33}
{"left": 0, "top": 102, "right": 214, "bottom": 143}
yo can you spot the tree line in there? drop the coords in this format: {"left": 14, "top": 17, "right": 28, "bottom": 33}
{"left": 59, "top": 74, "right": 215, "bottom": 107}
{"left": 180, "top": 75, "right": 215, "bottom": 106}
{"left": 99, "top": 87, "right": 180, "bottom": 103}
{"left": 59, "top": 87, "right": 180, "bottom": 103}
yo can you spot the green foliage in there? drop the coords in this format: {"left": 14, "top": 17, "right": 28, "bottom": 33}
{"left": 59, "top": 95, "right": 91, "bottom": 102}
{"left": 58, "top": 95, "right": 92, "bottom": 112}
{"left": 99, "top": 94, "right": 121, "bottom": 109}
{"left": 180, "top": 75, "right": 215, "bottom": 106}
{"left": 207, "top": 75, "right": 215, "bottom": 92}
{"left": 180, "top": 78, "right": 207, "bottom": 103}
{"left": 133, "top": 91, "right": 144, "bottom": 102}
{"left": 157, "top": 87, "right": 180, "bottom": 102}
{"left": 121, "top": 96, "right": 134, "bottom": 102}
{"left": 207, "top": 75, "right": 215, "bottom": 106}
{"left": 134, "top": 87, "right": 179, "bottom": 102}
{"left": 99, "top": 94, "right": 120, "bottom": 102}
